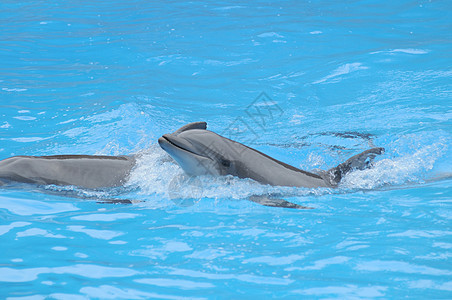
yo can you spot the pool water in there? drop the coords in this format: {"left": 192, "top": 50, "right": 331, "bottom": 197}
{"left": 1, "top": 0, "right": 451, "bottom": 298}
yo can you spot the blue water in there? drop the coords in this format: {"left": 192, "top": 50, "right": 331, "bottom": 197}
{"left": 1, "top": 0, "right": 451, "bottom": 298}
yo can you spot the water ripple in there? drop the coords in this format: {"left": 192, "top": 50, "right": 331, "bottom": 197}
{"left": 0, "top": 264, "right": 139, "bottom": 282}
{"left": 66, "top": 225, "right": 123, "bottom": 240}
{"left": 355, "top": 260, "right": 452, "bottom": 276}
{"left": 0, "top": 196, "right": 79, "bottom": 216}
{"left": 135, "top": 278, "right": 214, "bottom": 289}
{"left": 166, "top": 268, "right": 294, "bottom": 286}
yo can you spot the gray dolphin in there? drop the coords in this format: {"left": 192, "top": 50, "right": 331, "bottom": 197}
{"left": 158, "top": 122, "right": 384, "bottom": 189}
{"left": 0, "top": 155, "right": 135, "bottom": 189}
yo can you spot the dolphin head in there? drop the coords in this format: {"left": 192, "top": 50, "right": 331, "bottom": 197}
{"left": 158, "top": 122, "right": 238, "bottom": 177}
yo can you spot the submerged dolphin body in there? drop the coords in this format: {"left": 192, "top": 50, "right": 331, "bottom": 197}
{"left": 158, "top": 122, "right": 384, "bottom": 198}
{"left": 0, "top": 155, "right": 135, "bottom": 189}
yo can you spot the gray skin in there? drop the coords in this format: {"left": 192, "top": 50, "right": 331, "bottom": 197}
{"left": 0, "top": 155, "right": 135, "bottom": 189}
{"left": 158, "top": 122, "right": 385, "bottom": 189}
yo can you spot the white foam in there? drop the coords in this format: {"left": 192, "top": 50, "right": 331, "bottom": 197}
{"left": 371, "top": 48, "right": 429, "bottom": 55}
{"left": 13, "top": 116, "right": 36, "bottom": 121}
{"left": 213, "top": 6, "right": 245, "bottom": 10}
{"left": 11, "top": 137, "right": 45, "bottom": 142}
{"left": 313, "top": 63, "right": 368, "bottom": 84}
{"left": 257, "top": 32, "right": 284, "bottom": 38}
{"left": 391, "top": 48, "right": 428, "bottom": 54}
{"left": 341, "top": 141, "right": 447, "bottom": 190}
{"left": 51, "top": 246, "right": 68, "bottom": 251}
{"left": 125, "top": 145, "right": 182, "bottom": 196}
{"left": 2, "top": 88, "right": 27, "bottom": 92}
{"left": 58, "top": 118, "right": 77, "bottom": 125}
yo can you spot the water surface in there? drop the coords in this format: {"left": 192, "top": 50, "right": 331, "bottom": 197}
{"left": 0, "top": 0, "right": 451, "bottom": 298}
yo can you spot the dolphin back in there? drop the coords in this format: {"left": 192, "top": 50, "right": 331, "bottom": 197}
{"left": 0, "top": 155, "right": 136, "bottom": 189}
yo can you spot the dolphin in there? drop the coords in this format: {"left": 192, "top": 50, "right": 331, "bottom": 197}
{"left": 0, "top": 155, "right": 135, "bottom": 189}
{"left": 158, "top": 122, "right": 384, "bottom": 206}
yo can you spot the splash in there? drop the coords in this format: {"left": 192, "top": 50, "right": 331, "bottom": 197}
{"left": 313, "top": 63, "right": 368, "bottom": 84}
{"left": 40, "top": 132, "right": 449, "bottom": 205}
{"left": 341, "top": 138, "right": 448, "bottom": 190}
{"left": 126, "top": 145, "right": 331, "bottom": 205}
{"left": 125, "top": 145, "right": 181, "bottom": 196}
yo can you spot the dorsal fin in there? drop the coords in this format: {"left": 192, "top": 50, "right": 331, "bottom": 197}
{"left": 324, "top": 147, "right": 385, "bottom": 186}
{"left": 174, "top": 122, "right": 207, "bottom": 134}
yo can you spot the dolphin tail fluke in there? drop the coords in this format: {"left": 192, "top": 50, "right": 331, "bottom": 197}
{"left": 248, "top": 195, "right": 314, "bottom": 209}
{"left": 324, "top": 147, "right": 385, "bottom": 186}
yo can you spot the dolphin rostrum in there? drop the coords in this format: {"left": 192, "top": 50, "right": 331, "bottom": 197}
{"left": 158, "top": 122, "right": 384, "bottom": 207}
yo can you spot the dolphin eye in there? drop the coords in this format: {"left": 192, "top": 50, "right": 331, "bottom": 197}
{"left": 221, "top": 159, "right": 230, "bottom": 168}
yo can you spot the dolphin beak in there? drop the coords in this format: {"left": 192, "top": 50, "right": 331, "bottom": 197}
{"left": 158, "top": 136, "right": 169, "bottom": 148}
{"left": 162, "top": 134, "right": 191, "bottom": 151}
{"left": 159, "top": 134, "right": 203, "bottom": 157}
